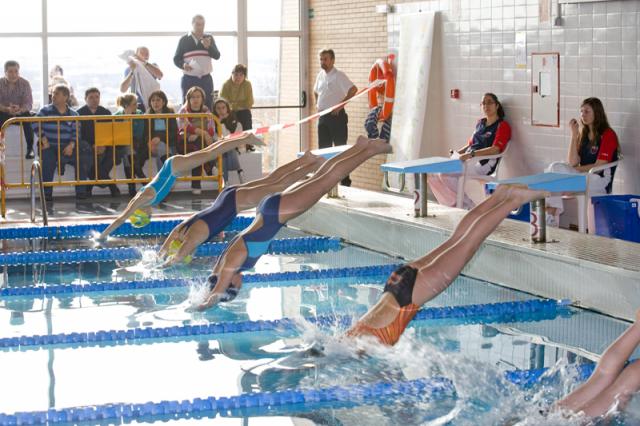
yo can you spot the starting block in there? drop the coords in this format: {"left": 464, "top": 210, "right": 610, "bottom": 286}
{"left": 486, "top": 172, "right": 587, "bottom": 242}
{"left": 381, "top": 157, "right": 462, "bottom": 217}
{"left": 298, "top": 145, "right": 350, "bottom": 198}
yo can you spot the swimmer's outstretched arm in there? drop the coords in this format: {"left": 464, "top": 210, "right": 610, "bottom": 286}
{"left": 556, "top": 310, "right": 640, "bottom": 418}
{"left": 158, "top": 220, "right": 192, "bottom": 257}
{"left": 99, "top": 189, "right": 155, "bottom": 240}
{"left": 197, "top": 243, "right": 247, "bottom": 310}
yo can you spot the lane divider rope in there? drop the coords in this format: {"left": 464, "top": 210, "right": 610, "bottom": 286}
{"left": 0, "top": 264, "right": 401, "bottom": 298}
{"left": 0, "top": 376, "right": 453, "bottom": 425}
{"left": 0, "top": 217, "right": 254, "bottom": 240}
{"left": 0, "top": 362, "right": 598, "bottom": 425}
{"left": 0, "top": 299, "right": 571, "bottom": 351}
{"left": 0, "top": 236, "right": 341, "bottom": 266}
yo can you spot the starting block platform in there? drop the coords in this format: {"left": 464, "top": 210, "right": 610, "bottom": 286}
{"left": 485, "top": 172, "right": 587, "bottom": 193}
{"left": 298, "top": 145, "right": 350, "bottom": 160}
{"left": 487, "top": 172, "right": 589, "bottom": 241}
{"left": 380, "top": 157, "right": 463, "bottom": 217}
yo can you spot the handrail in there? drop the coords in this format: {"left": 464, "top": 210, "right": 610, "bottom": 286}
{"left": 0, "top": 112, "right": 225, "bottom": 218}
{"left": 382, "top": 170, "right": 406, "bottom": 193}
{"left": 29, "top": 159, "right": 48, "bottom": 225}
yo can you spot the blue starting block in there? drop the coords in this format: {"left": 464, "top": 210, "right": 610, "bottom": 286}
{"left": 486, "top": 172, "right": 588, "bottom": 242}
{"left": 298, "top": 145, "right": 350, "bottom": 160}
{"left": 485, "top": 172, "right": 587, "bottom": 193}
{"left": 380, "top": 157, "right": 463, "bottom": 217}
{"left": 298, "top": 145, "right": 351, "bottom": 198}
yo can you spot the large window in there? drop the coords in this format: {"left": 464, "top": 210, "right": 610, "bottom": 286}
{"left": 0, "top": 0, "right": 306, "bottom": 170}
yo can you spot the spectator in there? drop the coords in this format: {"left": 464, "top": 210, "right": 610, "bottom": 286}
{"left": 119, "top": 46, "right": 163, "bottom": 111}
{"left": 364, "top": 92, "right": 392, "bottom": 141}
{"left": 0, "top": 60, "right": 35, "bottom": 159}
{"left": 48, "top": 65, "right": 79, "bottom": 107}
{"left": 220, "top": 64, "right": 254, "bottom": 131}
{"left": 545, "top": 97, "right": 620, "bottom": 228}
{"left": 428, "top": 93, "right": 511, "bottom": 209}
{"left": 173, "top": 14, "right": 220, "bottom": 110}
{"left": 114, "top": 93, "right": 146, "bottom": 196}
{"left": 177, "top": 86, "right": 216, "bottom": 194}
{"left": 35, "top": 84, "right": 91, "bottom": 201}
{"left": 313, "top": 48, "right": 357, "bottom": 186}
{"left": 144, "top": 90, "right": 177, "bottom": 172}
{"left": 76, "top": 87, "right": 120, "bottom": 196}
{"left": 213, "top": 98, "right": 244, "bottom": 184}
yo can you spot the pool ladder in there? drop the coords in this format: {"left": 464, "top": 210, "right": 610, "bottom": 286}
{"left": 30, "top": 158, "right": 48, "bottom": 225}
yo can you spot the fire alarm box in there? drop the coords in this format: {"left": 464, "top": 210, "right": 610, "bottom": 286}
{"left": 531, "top": 52, "right": 560, "bottom": 127}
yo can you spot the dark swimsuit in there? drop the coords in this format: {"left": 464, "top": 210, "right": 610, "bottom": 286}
{"left": 236, "top": 193, "right": 284, "bottom": 272}
{"left": 347, "top": 265, "right": 420, "bottom": 346}
{"left": 205, "top": 193, "right": 285, "bottom": 303}
{"left": 183, "top": 185, "right": 239, "bottom": 242}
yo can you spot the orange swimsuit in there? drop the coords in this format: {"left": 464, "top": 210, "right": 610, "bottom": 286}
{"left": 346, "top": 303, "right": 420, "bottom": 346}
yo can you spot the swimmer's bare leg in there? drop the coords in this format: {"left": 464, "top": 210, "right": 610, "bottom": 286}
{"left": 278, "top": 137, "right": 391, "bottom": 222}
{"left": 351, "top": 185, "right": 548, "bottom": 332}
{"left": 406, "top": 184, "right": 518, "bottom": 268}
{"left": 236, "top": 161, "right": 321, "bottom": 210}
{"left": 557, "top": 311, "right": 640, "bottom": 417}
{"left": 171, "top": 134, "right": 256, "bottom": 175}
{"left": 241, "top": 151, "right": 319, "bottom": 191}
{"left": 410, "top": 186, "right": 549, "bottom": 305}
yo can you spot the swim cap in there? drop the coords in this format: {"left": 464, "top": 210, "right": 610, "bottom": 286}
{"left": 168, "top": 239, "right": 192, "bottom": 264}
{"left": 129, "top": 209, "right": 151, "bottom": 228}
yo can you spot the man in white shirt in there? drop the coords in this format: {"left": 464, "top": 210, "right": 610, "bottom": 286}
{"left": 313, "top": 49, "right": 357, "bottom": 186}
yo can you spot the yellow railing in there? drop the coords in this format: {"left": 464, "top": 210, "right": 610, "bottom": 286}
{"left": 0, "top": 112, "right": 224, "bottom": 218}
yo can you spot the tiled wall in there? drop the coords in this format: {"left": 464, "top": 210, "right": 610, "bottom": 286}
{"left": 308, "top": 0, "right": 639, "bottom": 194}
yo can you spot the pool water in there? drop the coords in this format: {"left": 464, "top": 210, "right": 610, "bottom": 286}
{"left": 1, "top": 227, "right": 638, "bottom": 425}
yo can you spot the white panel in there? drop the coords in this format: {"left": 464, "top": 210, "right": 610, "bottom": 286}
{"left": 531, "top": 52, "right": 560, "bottom": 126}
{"left": 388, "top": 12, "right": 437, "bottom": 163}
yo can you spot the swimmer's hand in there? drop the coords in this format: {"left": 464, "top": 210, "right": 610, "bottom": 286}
{"left": 196, "top": 292, "right": 223, "bottom": 311}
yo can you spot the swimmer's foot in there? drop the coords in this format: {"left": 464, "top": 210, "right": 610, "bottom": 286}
{"left": 507, "top": 184, "right": 550, "bottom": 204}
{"left": 367, "top": 137, "right": 393, "bottom": 155}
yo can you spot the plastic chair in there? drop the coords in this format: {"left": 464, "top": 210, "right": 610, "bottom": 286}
{"left": 563, "top": 160, "right": 621, "bottom": 233}
{"left": 455, "top": 143, "right": 510, "bottom": 208}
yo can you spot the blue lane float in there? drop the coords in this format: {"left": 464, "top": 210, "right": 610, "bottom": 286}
{"left": 506, "top": 363, "right": 596, "bottom": 389}
{"left": 0, "top": 216, "right": 255, "bottom": 240}
{"left": 0, "top": 299, "right": 571, "bottom": 351}
{"left": 0, "top": 376, "right": 455, "bottom": 425}
{"left": 0, "top": 362, "right": 601, "bottom": 425}
{"left": 0, "top": 264, "right": 401, "bottom": 298}
{"left": 0, "top": 236, "right": 341, "bottom": 266}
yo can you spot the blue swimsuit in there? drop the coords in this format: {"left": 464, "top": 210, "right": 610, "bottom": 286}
{"left": 237, "top": 193, "right": 284, "bottom": 271}
{"left": 205, "top": 193, "right": 284, "bottom": 303}
{"left": 142, "top": 157, "right": 177, "bottom": 206}
{"left": 183, "top": 186, "right": 238, "bottom": 241}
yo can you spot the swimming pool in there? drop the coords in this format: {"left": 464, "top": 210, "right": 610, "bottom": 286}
{"left": 1, "top": 221, "right": 638, "bottom": 425}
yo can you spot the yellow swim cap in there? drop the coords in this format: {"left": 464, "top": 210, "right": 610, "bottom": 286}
{"left": 168, "top": 240, "right": 193, "bottom": 264}
{"left": 129, "top": 209, "right": 151, "bottom": 228}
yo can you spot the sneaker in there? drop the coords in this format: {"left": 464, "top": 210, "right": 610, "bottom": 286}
{"left": 546, "top": 214, "right": 559, "bottom": 227}
{"left": 192, "top": 189, "right": 202, "bottom": 195}
{"left": 25, "top": 150, "right": 34, "bottom": 159}
{"left": 109, "top": 185, "right": 121, "bottom": 196}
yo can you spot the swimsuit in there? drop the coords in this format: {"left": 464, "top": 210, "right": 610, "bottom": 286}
{"left": 183, "top": 186, "right": 238, "bottom": 241}
{"left": 236, "top": 193, "right": 284, "bottom": 272}
{"left": 142, "top": 157, "right": 177, "bottom": 206}
{"left": 347, "top": 265, "right": 420, "bottom": 346}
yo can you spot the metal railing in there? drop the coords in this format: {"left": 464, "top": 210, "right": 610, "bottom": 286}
{"left": 30, "top": 158, "right": 48, "bottom": 225}
{"left": 0, "top": 112, "right": 224, "bottom": 218}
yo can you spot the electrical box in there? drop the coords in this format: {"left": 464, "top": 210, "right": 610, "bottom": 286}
{"left": 531, "top": 52, "right": 560, "bottom": 127}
